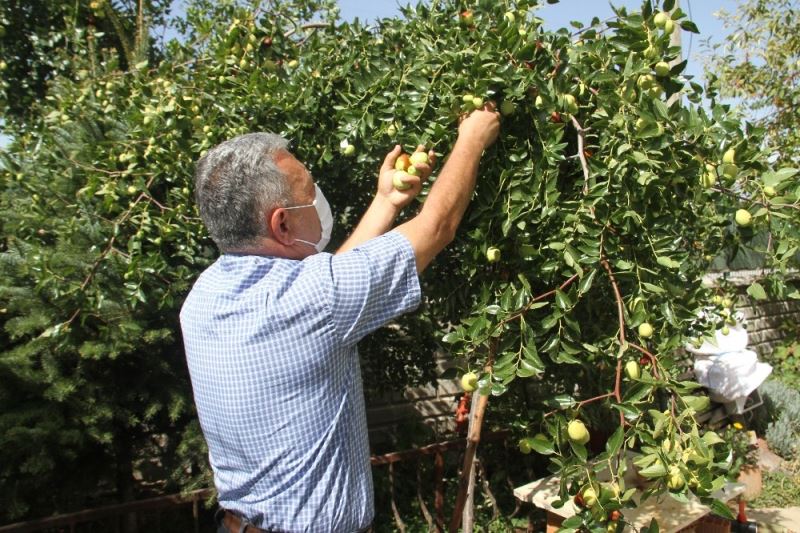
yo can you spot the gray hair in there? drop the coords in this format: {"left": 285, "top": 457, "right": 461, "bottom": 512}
{"left": 194, "top": 132, "right": 293, "bottom": 251}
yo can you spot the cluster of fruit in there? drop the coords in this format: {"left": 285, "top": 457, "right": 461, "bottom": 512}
{"left": 392, "top": 150, "right": 430, "bottom": 191}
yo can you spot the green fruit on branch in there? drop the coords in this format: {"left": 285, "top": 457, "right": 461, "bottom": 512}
{"left": 638, "top": 322, "right": 654, "bottom": 338}
{"left": 619, "top": 84, "right": 637, "bottom": 103}
{"left": 722, "top": 148, "right": 736, "bottom": 164}
{"left": 654, "top": 61, "right": 671, "bottom": 77}
{"left": 504, "top": 11, "right": 516, "bottom": 24}
{"left": 637, "top": 74, "right": 655, "bottom": 90}
{"left": 625, "top": 360, "right": 641, "bottom": 380}
{"left": 643, "top": 45, "right": 660, "bottom": 61}
{"left": 471, "top": 96, "right": 484, "bottom": 109}
{"left": 567, "top": 419, "right": 590, "bottom": 445}
{"left": 667, "top": 465, "right": 685, "bottom": 491}
{"left": 386, "top": 124, "right": 397, "bottom": 137}
{"left": 721, "top": 326, "right": 730, "bottom": 335}
{"left": 460, "top": 10, "right": 474, "bottom": 26}
{"left": 342, "top": 144, "right": 356, "bottom": 156}
{"left": 763, "top": 185, "right": 776, "bottom": 197}
{"left": 735, "top": 209, "right": 752, "bottom": 227}
{"left": 462, "top": 93, "right": 474, "bottom": 104}
{"left": 663, "top": 19, "right": 676, "bottom": 35}
{"left": 601, "top": 482, "right": 621, "bottom": 501}
{"left": 701, "top": 164, "right": 717, "bottom": 188}
{"left": 460, "top": 371, "right": 478, "bottom": 392}
{"left": 720, "top": 162, "right": 737, "bottom": 180}
{"left": 500, "top": 100, "right": 516, "bottom": 116}
{"left": 518, "top": 438, "right": 533, "bottom": 454}
{"left": 563, "top": 94, "right": 578, "bottom": 114}
{"left": 406, "top": 165, "right": 419, "bottom": 176}
{"left": 648, "top": 84, "right": 664, "bottom": 98}
{"left": 534, "top": 95, "right": 544, "bottom": 108}
{"left": 392, "top": 170, "right": 412, "bottom": 191}
{"left": 722, "top": 297, "right": 734, "bottom": 308}
{"left": 486, "top": 247, "right": 501, "bottom": 263}
{"left": 712, "top": 295, "right": 723, "bottom": 305}
{"left": 662, "top": 438, "right": 681, "bottom": 455}
{"left": 654, "top": 11, "right": 670, "bottom": 28}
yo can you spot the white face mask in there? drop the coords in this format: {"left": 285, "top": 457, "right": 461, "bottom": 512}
{"left": 282, "top": 184, "right": 333, "bottom": 252}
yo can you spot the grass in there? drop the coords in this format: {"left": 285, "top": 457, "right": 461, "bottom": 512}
{"left": 750, "top": 465, "right": 800, "bottom": 509}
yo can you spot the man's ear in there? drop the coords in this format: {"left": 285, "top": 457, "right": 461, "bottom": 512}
{"left": 269, "top": 208, "right": 293, "bottom": 245}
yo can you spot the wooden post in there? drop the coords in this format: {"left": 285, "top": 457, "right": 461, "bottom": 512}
{"left": 461, "top": 392, "right": 481, "bottom": 532}
{"left": 448, "top": 391, "right": 490, "bottom": 533}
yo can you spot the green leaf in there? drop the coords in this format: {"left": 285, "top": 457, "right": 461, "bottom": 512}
{"left": 746, "top": 282, "right": 767, "bottom": 300}
{"left": 605, "top": 425, "right": 624, "bottom": 455}
{"left": 638, "top": 461, "right": 667, "bottom": 478}
{"left": 570, "top": 440, "right": 588, "bottom": 462}
{"left": 681, "top": 20, "right": 699, "bottom": 33}
{"left": 530, "top": 434, "right": 555, "bottom": 455}
{"left": 656, "top": 256, "right": 681, "bottom": 269}
{"left": 577, "top": 269, "right": 596, "bottom": 295}
{"left": 707, "top": 498, "right": 735, "bottom": 520}
{"left": 555, "top": 289, "right": 572, "bottom": 310}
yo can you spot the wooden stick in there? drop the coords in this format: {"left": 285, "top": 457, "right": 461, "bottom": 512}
{"left": 449, "top": 339, "right": 496, "bottom": 533}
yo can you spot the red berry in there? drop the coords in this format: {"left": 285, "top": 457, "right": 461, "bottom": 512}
{"left": 573, "top": 494, "right": 585, "bottom": 508}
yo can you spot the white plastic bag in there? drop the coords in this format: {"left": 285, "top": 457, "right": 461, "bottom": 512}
{"left": 687, "top": 323, "right": 772, "bottom": 414}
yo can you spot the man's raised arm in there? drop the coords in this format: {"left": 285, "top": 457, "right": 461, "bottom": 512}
{"left": 395, "top": 106, "right": 500, "bottom": 272}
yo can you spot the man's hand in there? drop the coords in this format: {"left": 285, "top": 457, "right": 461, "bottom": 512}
{"left": 458, "top": 103, "right": 501, "bottom": 150}
{"left": 377, "top": 145, "right": 437, "bottom": 210}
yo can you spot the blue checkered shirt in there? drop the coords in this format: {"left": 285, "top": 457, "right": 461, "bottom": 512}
{"left": 180, "top": 231, "right": 420, "bottom": 532}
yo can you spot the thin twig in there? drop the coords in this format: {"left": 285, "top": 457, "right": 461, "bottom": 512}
{"left": 570, "top": 115, "right": 591, "bottom": 195}
{"left": 600, "top": 258, "right": 626, "bottom": 426}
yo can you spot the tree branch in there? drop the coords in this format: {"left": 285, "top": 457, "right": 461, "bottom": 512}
{"left": 570, "top": 115, "right": 591, "bottom": 195}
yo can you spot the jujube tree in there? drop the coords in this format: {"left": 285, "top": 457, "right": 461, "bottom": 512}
{"left": 1, "top": 0, "right": 799, "bottom": 529}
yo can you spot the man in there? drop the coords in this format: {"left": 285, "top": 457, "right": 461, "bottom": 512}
{"left": 180, "top": 106, "right": 500, "bottom": 532}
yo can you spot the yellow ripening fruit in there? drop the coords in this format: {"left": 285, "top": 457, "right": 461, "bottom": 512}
{"left": 625, "top": 360, "right": 641, "bottom": 380}
{"left": 638, "top": 322, "right": 654, "bottom": 338}
{"left": 667, "top": 465, "right": 685, "bottom": 491}
{"left": 722, "top": 148, "right": 736, "bottom": 164}
{"left": 392, "top": 170, "right": 412, "bottom": 191}
{"left": 567, "top": 419, "right": 590, "bottom": 445}
{"left": 409, "top": 151, "right": 429, "bottom": 166}
{"left": 735, "top": 209, "right": 752, "bottom": 227}
{"left": 486, "top": 247, "right": 501, "bottom": 263}
{"left": 460, "top": 371, "right": 478, "bottom": 392}
{"left": 654, "top": 11, "right": 670, "bottom": 28}
{"left": 581, "top": 486, "right": 598, "bottom": 507}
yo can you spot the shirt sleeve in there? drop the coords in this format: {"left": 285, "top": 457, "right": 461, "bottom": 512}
{"left": 326, "top": 231, "right": 421, "bottom": 347}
